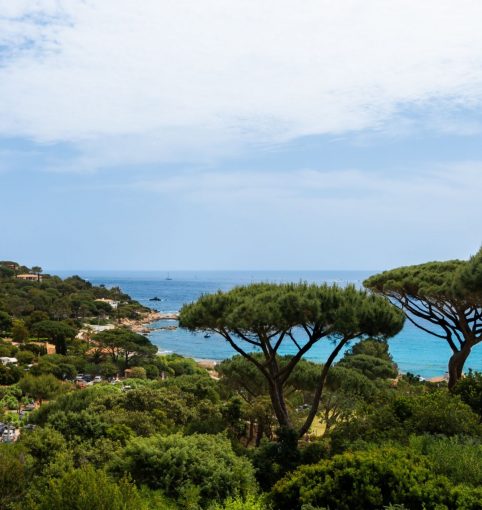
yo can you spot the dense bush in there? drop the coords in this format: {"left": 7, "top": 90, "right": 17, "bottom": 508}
{"left": 22, "top": 466, "right": 146, "bottom": 510}
{"left": 453, "top": 370, "right": 482, "bottom": 419}
{"left": 0, "top": 444, "right": 32, "bottom": 509}
{"left": 270, "top": 446, "right": 482, "bottom": 510}
{"left": 209, "top": 495, "right": 267, "bottom": 510}
{"left": 410, "top": 435, "right": 482, "bottom": 487}
{"left": 110, "top": 433, "right": 256, "bottom": 508}
{"left": 330, "top": 390, "right": 481, "bottom": 450}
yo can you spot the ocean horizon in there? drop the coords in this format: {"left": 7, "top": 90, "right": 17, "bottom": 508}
{"left": 55, "top": 269, "right": 482, "bottom": 378}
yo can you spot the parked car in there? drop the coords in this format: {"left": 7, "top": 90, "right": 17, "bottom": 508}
{"left": 1, "top": 426, "right": 17, "bottom": 443}
{"left": 93, "top": 375, "right": 102, "bottom": 383}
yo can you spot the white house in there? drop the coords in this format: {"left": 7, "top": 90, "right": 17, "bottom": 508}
{"left": 95, "top": 298, "right": 119, "bottom": 309}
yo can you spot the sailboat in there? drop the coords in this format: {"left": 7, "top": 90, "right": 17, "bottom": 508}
{"left": 165, "top": 272, "right": 173, "bottom": 281}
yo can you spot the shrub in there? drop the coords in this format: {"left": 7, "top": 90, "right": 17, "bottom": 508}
{"left": 0, "top": 444, "right": 32, "bottom": 508}
{"left": 453, "top": 370, "right": 482, "bottom": 418}
{"left": 409, "top": 435, "right": 482, "bottom": 487}
{"left": 270, "top": 446, "right": 482, "bottom": 510}
{"left": 23, "top": 466, "right": 146, "bottom": 510}
{"left": 128, "top": 366, "right": 147, "bottom": 379}
{"left": 330, "top": 390, "right": 481, "bottom": 450}
{"left": 209, "top": 494, "right": 267, "bottom": 510}
{"left": 111, "top": 433, "right": 256, "bottom": 508}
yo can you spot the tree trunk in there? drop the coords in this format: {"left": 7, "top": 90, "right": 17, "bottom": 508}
{"left": 448, "top": 344, "right": 472, "bottom": 390}
{"left": 247, "top": 420, "right": 254, "bottom": 446}
{"left": 297, "top": 336, "right": 350, "bottom": 438}
{"left": 255, "top": 419, "right": 264, "bottom": 447}
{"left": 268, "top": 381, "right": 292, "bottom": 429}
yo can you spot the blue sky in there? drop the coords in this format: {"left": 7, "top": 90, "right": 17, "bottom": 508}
{"left": 0, "top": 1, "right": 481, "bottom": 270}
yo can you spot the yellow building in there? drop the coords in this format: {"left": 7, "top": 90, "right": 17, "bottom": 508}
{"left": 16, "top": 274, "right": 43, "bottom": 281}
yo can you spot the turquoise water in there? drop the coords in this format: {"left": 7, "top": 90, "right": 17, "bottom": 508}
{"left": 57, "top": 270, "right": 482, "bottom": 378}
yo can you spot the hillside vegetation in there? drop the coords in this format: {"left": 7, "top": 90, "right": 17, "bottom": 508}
{"left": 1, "top": 258, "right": 482, "bottom": 510}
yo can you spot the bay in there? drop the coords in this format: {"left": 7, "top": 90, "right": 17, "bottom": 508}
{"left": 56, "top": 270, "right": 482, "bottom": 378}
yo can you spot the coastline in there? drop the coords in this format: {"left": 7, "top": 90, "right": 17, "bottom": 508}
{"left": 120, "top": 307, "right": 453, "bottom": 382}
{"left": 121, "top": 310, "right": 179, "bottom": 334}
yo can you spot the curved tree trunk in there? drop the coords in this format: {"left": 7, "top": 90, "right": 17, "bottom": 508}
{"left": 448, "top": 344, "right": 472, "bottom": 390}
{"left": 297, "top": 336, "right": 350, "bottom": 438}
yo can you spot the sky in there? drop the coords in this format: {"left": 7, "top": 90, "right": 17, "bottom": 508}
{"left": 0, "top": 1, "right": 481, "bottom": 271}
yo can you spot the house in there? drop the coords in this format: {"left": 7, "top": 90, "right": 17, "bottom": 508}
{"left": 95, "top": 298, "right": 119, "bottom": 309}
{"left": 16, "top": 273, "right": 43, "bottom": 282}
{"left": 76, "top": 324, "right": 115, "bottom": 341}
{"left": 0, "top": 357, "right": 18, "bottom": 366}
{"left": 1, "top": 263, "right": 18, "bottom": 271}
{"left": 29, "top": 342, "right": 56, "bottom": 355}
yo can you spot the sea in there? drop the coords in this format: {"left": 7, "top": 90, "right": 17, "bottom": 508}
{"left": 56, "top": 270, "right": 482, "bottom": 378}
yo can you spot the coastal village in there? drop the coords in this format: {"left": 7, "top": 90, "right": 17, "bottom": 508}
{"left": 0, "top": 264, "right": 224, "bottom": 449}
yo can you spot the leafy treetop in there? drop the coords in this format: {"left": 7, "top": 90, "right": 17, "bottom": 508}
{"left": 364, "top": 254, "right": 482, "bottom": 389}
{"left": 180, "top": 282, "right": 403, "bottom": 437}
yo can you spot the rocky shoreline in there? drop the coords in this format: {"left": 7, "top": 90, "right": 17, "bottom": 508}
{"left": 121, "top": 310, "right": 179, "bottom": 334}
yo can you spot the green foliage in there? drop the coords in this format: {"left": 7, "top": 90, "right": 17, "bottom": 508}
{"left": 0, "top": 394, "right": 19, "bottom": 410}
{"left": 209, "top": 495, "right": 267, "bottom": 510}
{"left": 347, "top": 339, "right": 394, "bottom": 361}
{"left": 409, "top": 435, "right": 482, "bottom": 487}
{"left": 270, "top": 445, "right": 482, "bottom": 510}
{"left": 338, "top": 339, "right": 398, "bottom": 380}
{"left": 16, "top": 350, "right": 35, "bottom": 365}
{"left": 0, "top": 265, "right": 147, "bottom": 326}
{"left": 364, "top": 256, "right": 482, "bottom": 389}
{"left": 180, "top": 283, "right": 403, "bottom": 436}
{"left": 94, "top": 328, "right": 157, "bottom": 369}
{"left": 454, "top": 247, "right": 482, "bottom": 300}
{"left": 157, "top": 353, "right": 204, "bottom": 376}
{"left": 252, "top": 428, "right": 302, "bottom": 490}
{"left": 20, "top": 342, "right": 46, "bottom": 356}
{"left": 20, "top": 426, "right": 68, "bottom": 472}
{"left": 29, "top": 354, "right": 80, "bottom": 379}
{"left": 31, "top": 320, "right": 77, "bottom": 355}
{"left": 128, "top": 366, "right": 147, "bottom": 379}
{"left": 23, "top": 466, "right": 146, "bottom": 510}
{"left": 12, "top": 319, "right": 29, "bottom": 343}
{"left": 2, "top": 260, "right": 481, "bottom": 510}
{"left": 111, "top": 433, "right": 256, "bottom": 508}
{"left": 403, "top": 391, "right": 481, "bottom": 436}
{"left": 0, "top": 311, "right": 12, "bottom": 334}
{"left": 0, "top": 384, "right": 21, "bottom": 400}
{"left": 338, "top": 353, "right": 397, "bottom": 380}
{"left": 453, "top": 370, "right": 482, "bottom": 418}
{"left": 0, "top": 363, "right": 22, "bottom": 385}
{"left": 180, "top": 282, "right": 404, "bottom": 341}
{"left": 19, "top": 374, "right": 65, "bottom": 403}
{"left": 0, "top": 444, "right": 32, "bottom": 509}
{"left": 45, "top": 409, "right": 108, "bottom": 440}
{"left": 330, "top": 390, "right": 481, "bottom": 450}
{"left": 0, "top": 264, "right": 15, "bottom": 279}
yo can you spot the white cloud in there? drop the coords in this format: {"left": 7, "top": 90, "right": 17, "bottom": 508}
{"left": 132, "top": 163, "right": 482, "bottom": 207}
{"left": 122, "top": 162, "right": 481, "bottom": 268}
{"left": 2, "top": 0, "right": 482, "bottom": 165}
